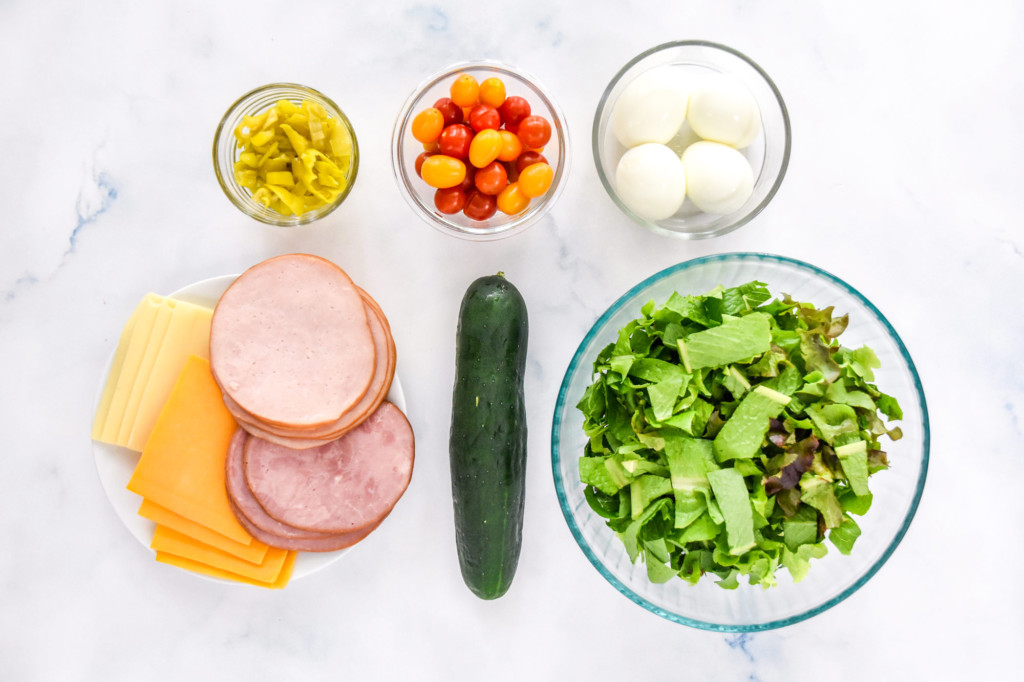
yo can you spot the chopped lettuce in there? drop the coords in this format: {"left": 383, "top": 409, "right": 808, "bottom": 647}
{"left": 576, "top": 280, "right": 902, "bottom": 588}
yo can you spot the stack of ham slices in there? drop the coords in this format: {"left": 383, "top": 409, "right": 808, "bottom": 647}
{"left": 210, "top": 254, "right": 414, "bottom": 552}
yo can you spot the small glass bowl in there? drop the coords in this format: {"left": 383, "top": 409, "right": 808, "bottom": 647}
{"left": 391, "top": 61, "right": 569, "bottom": 241}
{"left": 593, "top": 41, "right": 791, "bottom": 239}
{"left": 213, "top": 83, "right": 359, "bottom": 226}
{"left": 552, "top": 253, "right": 929, "bottom": 631}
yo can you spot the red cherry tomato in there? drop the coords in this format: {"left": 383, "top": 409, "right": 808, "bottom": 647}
{"left": 499, "top": 96, "right": 531, "bottom": 127}
{"left": 415, "top": 151, "right": 438, "bottom": 177}
{"left": 474, "top": 161, "right": 508, "bottom": 196}
{"left": 463, "top": 190, "right": 497, "bottom": 221}
{"left": 515, "top": 151, "right": 548, "bottom": 174}
{"left": 517, "top": 115, "right": 551, "bottom": 149}
{"left": 433, "top": 97, "right": 464, "bottom": 127}
{"left": 434, "top": 186, "right": 468, "bottom": 214}
{"left": 456, "top": 167, "right": 475, "bottom": 193}
{"left": 468, "top": 104, "right": 501, "bottom": 132}
{"left": 438, "top": 123, "right": 474, "bottom": 160}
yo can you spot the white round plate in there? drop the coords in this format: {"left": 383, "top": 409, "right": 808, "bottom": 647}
{"left": 92, "top": 274, "right": 407, "bottom": 583}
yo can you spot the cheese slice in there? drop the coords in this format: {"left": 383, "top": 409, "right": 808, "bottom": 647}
{"left": 138, "top": 499, "right": 268, "bottom": 564}
{"left": 116, "top": 299, "right": 175, "bottom": 444}
{"left": 91, "top": 306, "right": 140, "bottom": 440}
{"left": 155, "top": 550, "right": 296, "bottom": 589}
{"left": 127, "top": 355, "right": 250, "bottom": 544}
{"left": 151, "top": 525, "right": 290, "bottom": 583}
{"left": 98, "top": 294, "right": 164, "bottom": 443}
{"left": 126, "top": 300, "right": 213, "bottom": 451}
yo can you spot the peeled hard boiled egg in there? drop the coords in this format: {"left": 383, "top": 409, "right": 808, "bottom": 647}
{"left": 680, "top": 141, "right": 753, "bottom": 215}
{"left": 610, "top": 66, "right": 689, "bottom": 148}
{"left": 687, "top": 75, "right": 761, "bottom": 149}
{"left": 615, "top": 143, "right": 687, "bottom": 222}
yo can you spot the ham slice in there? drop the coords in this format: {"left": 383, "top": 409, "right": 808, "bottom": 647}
{"left": 223, "top": 289, "right": 396, "bottom": 448}
{"left": 224, "top": 428, "right": 383, "bottom": 552}
{"left": 243, "top": 402, "right": 414, "bottom": 533}
{"left": 210, "top": 254, "right": 375, "bottom": 428}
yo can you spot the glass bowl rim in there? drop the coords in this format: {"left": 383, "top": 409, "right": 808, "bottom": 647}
{"left": 212, "top": 81, "right": 360, "bottom": 227}
{"left": 550, "top": 251, "right": 930, "bottom": 631}
{"left": 591, "top": 40, "right": 792, "bottom": 239}
{"left": 389, "top": 59, "right": 571, "bottom": 241}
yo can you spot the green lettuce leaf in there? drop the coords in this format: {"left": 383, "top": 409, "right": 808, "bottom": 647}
{"left": 706, "top": 467, "right": 756, "bottom": 555}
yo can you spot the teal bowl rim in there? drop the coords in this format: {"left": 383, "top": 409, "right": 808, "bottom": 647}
{"left": 550, "top": 252, "right": 930, "bottom": 632}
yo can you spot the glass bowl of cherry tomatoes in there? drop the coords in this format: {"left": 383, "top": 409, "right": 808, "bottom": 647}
{"left": 391, "top": 61, "right": 570, "bottom": 241}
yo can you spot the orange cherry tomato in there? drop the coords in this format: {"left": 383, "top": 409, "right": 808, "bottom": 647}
{"left": 478, "top": 77, "right": 506, "bottom": 108}
{"left": 415, "top": 151, "right": 437, "bottom": 177}
{"left": 497, "top": 182, "right": 530, "bottom": 215}
{"left": 518, "top": 162, "right": 553, "bottom": 198}
{"left": 497, "top": 130, "right": 523, "bottom": 162}
{"left": 411, "top": 107, "right": 444, "bottom": 144}
{"left": 420, "top": 155, "right": 467, "bottom": 189}
{"left": 450, "top": 74, "right": 480, "bottom": 108}
{"left": 468, "top": 129, "right": 503, "bottom": 168}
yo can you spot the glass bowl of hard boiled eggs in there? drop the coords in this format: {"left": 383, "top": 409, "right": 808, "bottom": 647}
{"left": 593, "top": 41, "right": 791, "bottom": 239}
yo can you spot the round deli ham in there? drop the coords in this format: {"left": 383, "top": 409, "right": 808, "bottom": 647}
{"left": 224, "top": 428, "right": 383, "bottom": 552}
{"left": 243, "top": 402, "right": 415, "bottom": 533}
{"left": 223, "top": 289, "right": 396, "bottom": 448}
{"left": 210, "top": 254, "right": 376, "bottom": 428}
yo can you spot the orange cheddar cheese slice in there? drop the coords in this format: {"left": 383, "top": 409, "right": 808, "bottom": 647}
{"left": 127, "top": 355, "right": 250, "bottom": 544}
{"left": 151, "top": 525, "right": 291, "bottom": 583}
{"left": 155, "top": 550, "right": 296, "bottom": 589}
{"left": 138, "top": 499, "right": 269, "bottom": 565}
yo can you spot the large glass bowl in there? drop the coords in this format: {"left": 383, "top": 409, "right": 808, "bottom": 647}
{"left": 391, "top": 61, "right": 569, "bottom": 241}
{"left": 551, "top": 253, "right": 929, "bottom": 631}
{"left": 593, "top": 41, "right": 790, "bottom": 239}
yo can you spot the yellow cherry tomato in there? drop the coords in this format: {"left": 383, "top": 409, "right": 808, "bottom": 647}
{"left": 450, "top": 74, "right": 480, "bottom": 108}
{"left": 496, "top": 130, "right": 523, "bottom": 162}
{"left": 518, "top": 162, "right": 554, "bottom": 198}
{"left": 497, "top": 182, "right": 530, "bottom": 215}
{"left": 411, "top": 107, "right": 444, "bottom": 144}
{"left": 468, "top": 129, "right": 503, "bottom": 168}
{"left": 420, "top": 155, "right": 467, "bottom": 189}
{"left": 479, "top": 77, "right": 506, "bottom": 108}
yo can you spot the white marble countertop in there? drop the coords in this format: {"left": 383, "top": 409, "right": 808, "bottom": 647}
{"left": 2, "top": 1, "right": 1021, "bottom": 679}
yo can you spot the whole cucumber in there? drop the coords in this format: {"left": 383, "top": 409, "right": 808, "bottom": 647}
{"left": 449, "top": 272, "right": 528, "bottom": 600}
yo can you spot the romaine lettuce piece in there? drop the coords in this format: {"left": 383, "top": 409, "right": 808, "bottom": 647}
{"left": 713, "top": 385, "right": 791, "bottom": 462}
{"left": 706, "top": 467, "right": 756, "bottom": 555}
{"left": 677, "top": 313, "right": 772, "bottom": 371}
